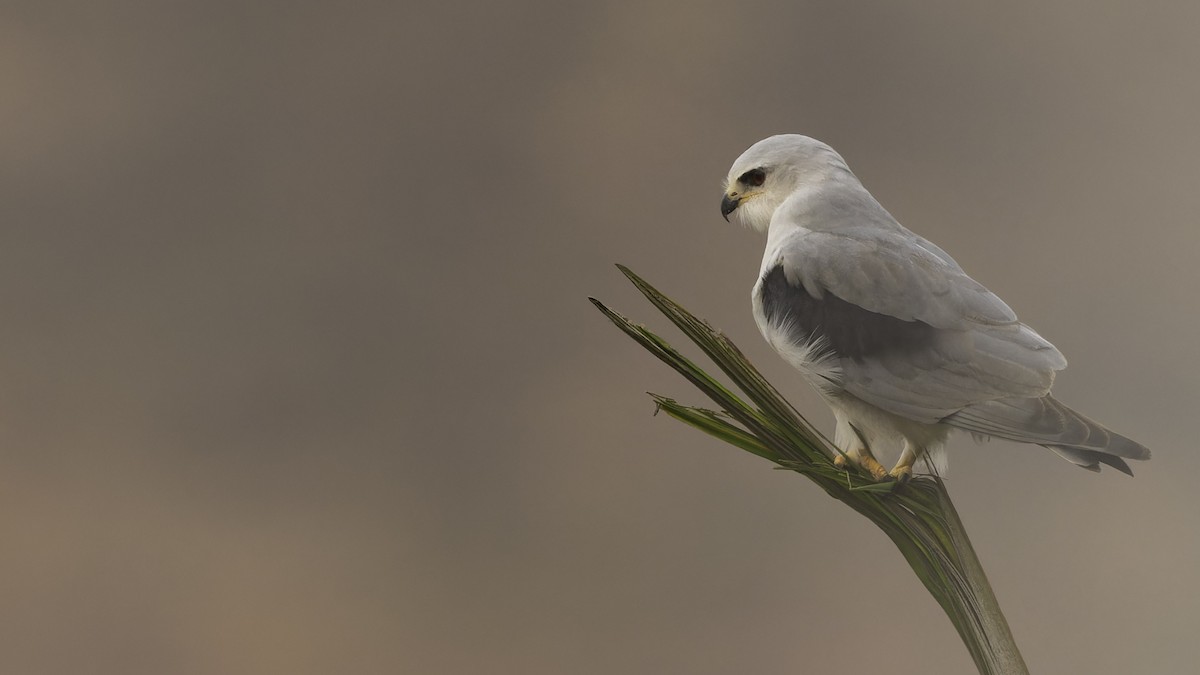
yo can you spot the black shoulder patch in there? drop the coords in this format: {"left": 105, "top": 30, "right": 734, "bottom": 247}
{"left": 759, "top": 265, "right": 937, "bottom": 362}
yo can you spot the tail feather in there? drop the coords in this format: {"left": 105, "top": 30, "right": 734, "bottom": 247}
{"left": 943, "top": 394, "right": 1149, "bottom": 473}
{"left": 1046, "top": 445, "right": 1134, "bottom": 476}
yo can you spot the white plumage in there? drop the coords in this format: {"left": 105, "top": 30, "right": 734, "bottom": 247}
{"left": 721, "top": 135, "right": 1149, "bottom": 479}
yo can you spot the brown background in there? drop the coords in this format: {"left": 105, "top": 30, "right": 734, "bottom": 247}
{"left": 3, "top": 2, "right": 1197, "bottom": 673}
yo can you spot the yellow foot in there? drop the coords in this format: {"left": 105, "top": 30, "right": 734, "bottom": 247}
{"left": 889, "top": 464, "right": 913, "bottom": 483}
{"left": 860, "top": 456, "right": 889, "bottom": 481}
{"left": 832, "top": 452, "right": 889, "bottom": 481}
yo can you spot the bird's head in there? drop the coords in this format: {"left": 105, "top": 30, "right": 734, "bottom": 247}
{"left": 721, "top": 134, "right": 851, "bottom": 233}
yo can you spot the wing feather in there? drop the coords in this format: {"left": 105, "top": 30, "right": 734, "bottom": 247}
{"left": 761, "top": 228, "right": 1067, "bottom": 424}
{"left": 779, "top": 230, "right": 1025, "bottom": 329}
{"left": 945, "top": 396, "right": 1151, "bottom": 460}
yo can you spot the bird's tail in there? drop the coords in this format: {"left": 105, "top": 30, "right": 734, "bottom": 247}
{"left": 943, "top": 395, "right": 1150, "bottom": 475}
{"left": 1043, "top": 445, "right": 1135, "bottom": 475}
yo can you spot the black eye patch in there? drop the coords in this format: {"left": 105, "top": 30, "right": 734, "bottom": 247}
{"left": 739, "top": 168, "right": 767, "bottom": 187}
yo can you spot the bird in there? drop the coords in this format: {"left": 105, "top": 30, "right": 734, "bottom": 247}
{"left": 720, "top": 134, "right": 1150, "bottom": 481}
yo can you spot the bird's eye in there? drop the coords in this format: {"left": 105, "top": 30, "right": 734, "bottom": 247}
{"left": 739, "top": 168, "right": 767, "bottom": 187}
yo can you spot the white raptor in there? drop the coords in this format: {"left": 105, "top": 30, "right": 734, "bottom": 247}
{"left": 720, "top": 134, "right": 1150, "bottom": 480}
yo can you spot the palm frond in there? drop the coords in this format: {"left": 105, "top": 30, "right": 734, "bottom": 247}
{"left": 590, "top": 265, "right": 1028, "bottom": 675}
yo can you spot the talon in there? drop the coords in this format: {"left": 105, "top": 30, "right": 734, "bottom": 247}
{"left": 833, "top": 454, "right": 848, "bottom": 469}
{"left": 889, "top": 465, "right": 913, "bottom": 483}
{"left": 860, "top": 456, "right": 889, "bottom": 481}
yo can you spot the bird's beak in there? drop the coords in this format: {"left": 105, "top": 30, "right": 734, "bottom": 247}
{"left": 720, "top": 194, "right": 741, "bottom": 222}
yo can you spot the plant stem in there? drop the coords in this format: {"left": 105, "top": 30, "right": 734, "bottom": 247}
{"left": 933, "top": 480, "right": 1030, "bottom": 674}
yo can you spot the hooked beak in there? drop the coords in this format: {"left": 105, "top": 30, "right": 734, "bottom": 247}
{"left": 720, "top": 194, "right": 741, "bottom": 221}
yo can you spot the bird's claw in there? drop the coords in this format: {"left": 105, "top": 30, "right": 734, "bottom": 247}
{"left": 833, "top": 452, "right": 890, "bottom": 481}
{"left": 862, "top": 457, "right": 889, "bottom": 481}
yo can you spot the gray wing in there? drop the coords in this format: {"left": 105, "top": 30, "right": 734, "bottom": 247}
{"left": 763, "top": 229, "right": 1067, "bottom": 423}
{"left": 761, "top": 227, "right": 1149, "bottom": 473}
{"left": 944, "top": 396, "right": 1150, "bottom": 472}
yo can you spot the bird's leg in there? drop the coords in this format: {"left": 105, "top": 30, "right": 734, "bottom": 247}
{"left": 831, "top": 413, "right": 857, "bottom": 469}
{"left": 888, "top": 440, "right": 920, "bottom": 483}
{"left": 832, "top": 416, "right": 888, "bottom": 481}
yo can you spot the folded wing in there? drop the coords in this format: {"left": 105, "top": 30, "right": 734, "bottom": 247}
{"left": 761, "top": 227, "right": 1149, "bottom": 471}
{"left": 763, "top": 228, "right": 1065, "bottom": 423}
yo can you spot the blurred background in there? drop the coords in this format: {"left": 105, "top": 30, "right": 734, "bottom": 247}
{"left": 2, "top": 1, "right": 1197, "bottom": 673}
